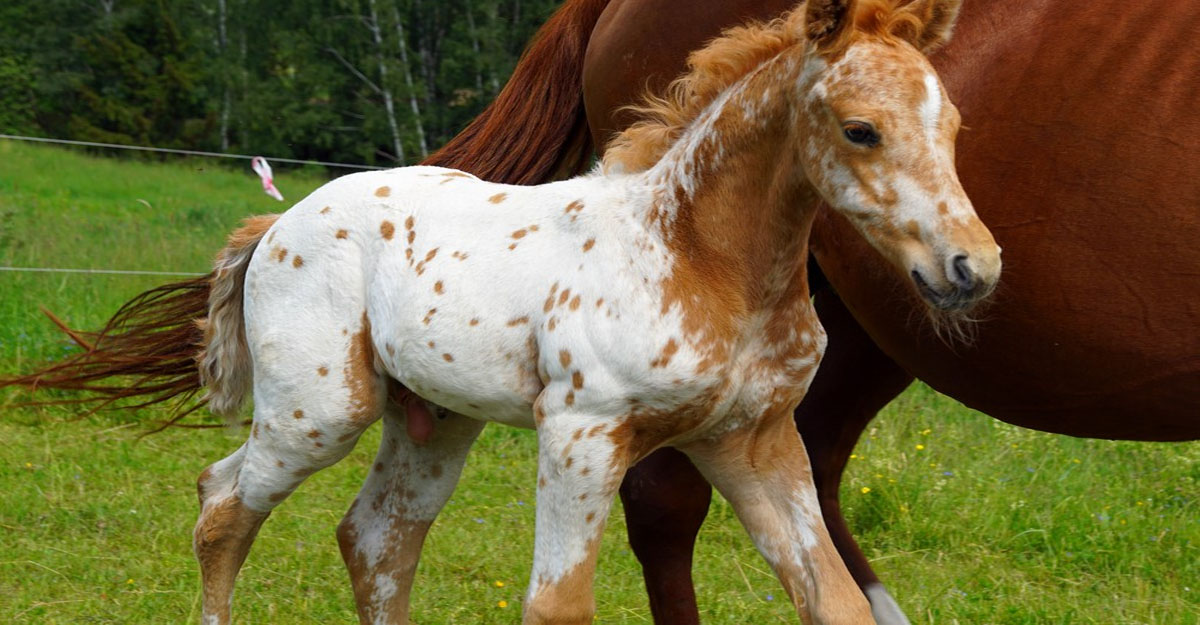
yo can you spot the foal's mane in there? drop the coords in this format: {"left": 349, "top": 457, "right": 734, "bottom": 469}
{"left": 601, "top": 0, "right": 926, "bottom": 173}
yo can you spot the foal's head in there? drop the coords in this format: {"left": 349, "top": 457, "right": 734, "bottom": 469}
{"left": 796, "top": 0, "right": 1000, "bottom": 311}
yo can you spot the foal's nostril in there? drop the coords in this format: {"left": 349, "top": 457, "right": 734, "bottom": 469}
{"left": 951, "top": 254, "right": 976, "bottom": 291}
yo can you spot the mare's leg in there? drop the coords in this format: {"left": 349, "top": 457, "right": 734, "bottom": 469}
{"left": 618, "top": 448, "right": 710, "bottom": 625}
{"left": 682, "top": 410, "right": 875, "bottom": 625}
{"left": 799, "top": 289, "right": 914, "bottom": 625}
{"left": 194, "top": 321, "right": 385, "bottom": 625}
{"left": 337, "top": 405, "right": 484, "bottom": 624}
{"left": 523, "top": 414, "right": 630, "bottom": 625}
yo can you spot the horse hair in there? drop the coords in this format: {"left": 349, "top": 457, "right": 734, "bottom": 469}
{"left": 0, "top": 276, "right": 212, "bottom": 427}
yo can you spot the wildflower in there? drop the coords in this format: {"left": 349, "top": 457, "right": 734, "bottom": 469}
{"left": 497, "top": 600, "right": 508, "bottom": 608}
{"left": 860, "top": 487, "right": 871, "bottom": 494}
{"left": 24, "top": 462, "right": 33, "bottom": 469}
{"left": 125, "top": 579, "right": 135, "bottom": 585}
{"left": 766, "top": 593, "right": 774, "bottom": 601}
{"left": 1136, "top": 501, "right": 1144, "bottom": 506}
{"left": 495, "top": 580, "right": 506, "bottom": 588}
{"left": 849, "top": 454, "right": 857, "bottom": 459}
{"left": 915, "top": 444, "right": 925, "bottom": 451}
{"left": 874, "top": 473, "right": 883, "bottom": 479}
{"left": 921, "top": 428, "right": 932, "bottom": 435}
{"left": 1072, "top": 458, "right": 1081, "bottom": 464}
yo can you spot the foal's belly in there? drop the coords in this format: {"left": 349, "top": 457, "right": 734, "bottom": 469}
{"left": 365, "top": 256, "right": 545, "bottom": 429}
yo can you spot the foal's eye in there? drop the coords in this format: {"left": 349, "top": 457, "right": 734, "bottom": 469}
{"left": 842, "top": 121, "right": 880, "bottom": 147}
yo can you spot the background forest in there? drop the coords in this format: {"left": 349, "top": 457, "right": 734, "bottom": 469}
{"left": 0, "top": 0, "right": 560, "bottom": 167}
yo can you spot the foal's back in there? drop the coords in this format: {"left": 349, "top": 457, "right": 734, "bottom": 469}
{"left": 248, "top": 165, "right": 725, "bottom": 430}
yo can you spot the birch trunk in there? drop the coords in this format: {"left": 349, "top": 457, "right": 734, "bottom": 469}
{"left": 366, "top": 0, "right": 405, "bottom": 163}
{"left": 217, "top": 0, "right": 230, "bottom": 151}
{"left": 392, "top": 0, "right": 428, "bottom": 159}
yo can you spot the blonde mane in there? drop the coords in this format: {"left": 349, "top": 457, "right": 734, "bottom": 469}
{"left": 601, "top": 0, "right": 927, "bottom": 173}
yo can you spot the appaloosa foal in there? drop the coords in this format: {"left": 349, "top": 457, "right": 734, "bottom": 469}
{"left": 132, "top": 1, "right": 997, "bottom": 623}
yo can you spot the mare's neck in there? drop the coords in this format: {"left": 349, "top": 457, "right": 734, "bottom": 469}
{"left": 642, "top": 51, "right": 822, "bottom": 323}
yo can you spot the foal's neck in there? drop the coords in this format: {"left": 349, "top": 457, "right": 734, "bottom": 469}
{"left": 643, "top": 50, "right": 822, "bottom": 325}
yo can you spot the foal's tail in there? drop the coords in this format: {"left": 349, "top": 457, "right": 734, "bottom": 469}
{"left": 424, "top": 0, "right": 612, "bottom": 182}
{"left": 0, "top": 215, "right": 277, "bottom": 427}
{"left": 195, "top": 215, "right": 278, "bottom": 419}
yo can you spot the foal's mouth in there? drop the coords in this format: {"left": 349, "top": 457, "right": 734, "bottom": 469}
{"left": 911, "top": 270, "right": 981, "bottom": 311}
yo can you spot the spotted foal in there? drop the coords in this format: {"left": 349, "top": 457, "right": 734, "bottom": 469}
{"left": 192, "top": 1, "right": 999, "bottom": 623}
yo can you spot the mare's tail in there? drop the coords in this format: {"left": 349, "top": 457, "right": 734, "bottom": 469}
{"left": 2, "top": 0, "right": 611, "bottom": 426}
{"left": 0, "top": 215, "right": 277, "bottom": 426}
{"left": 424, "top": 0, "right": 612, "bottom": 182}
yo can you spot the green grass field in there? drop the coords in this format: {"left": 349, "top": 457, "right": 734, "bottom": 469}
{"left": 1, "top": 141, "right": 1196, "bottom": 624}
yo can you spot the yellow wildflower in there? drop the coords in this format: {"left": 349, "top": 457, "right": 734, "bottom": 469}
{"left": 860, "top": 487, "right": 871, "bottom": 494}
{"left": 495, "top": 580, "right": 506, "bottom": 588}
{"left": 915, "top": 444, "right": 925, "bottom": 451}
{"left": 498, "top": 600, "right": 508, "bottom": 608}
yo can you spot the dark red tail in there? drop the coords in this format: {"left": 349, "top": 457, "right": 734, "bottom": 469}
{"left": 424, "top": 0, "right": 612, "bottom": 183}
{"left": 2, "top": 0, "right": 612, "bottom": 425}
{"left": 1, "top": 278, "right": 211, "bottom": 418}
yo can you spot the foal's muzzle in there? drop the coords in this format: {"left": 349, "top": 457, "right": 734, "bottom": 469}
{"left": 911, "top": 252, "right": 998, "bottom": 311}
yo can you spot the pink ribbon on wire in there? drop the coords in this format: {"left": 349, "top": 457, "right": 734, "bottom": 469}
{"left": 251, "top": 156, "right": 285, "bottom": 201}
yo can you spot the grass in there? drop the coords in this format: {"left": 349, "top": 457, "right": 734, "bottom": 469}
{"left": 1, "top": 142, "right": 1197, "bottom": 623}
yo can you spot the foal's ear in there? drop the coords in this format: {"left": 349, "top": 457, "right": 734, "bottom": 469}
{"left": 896, "top": 0, "right": 962, "bottom": 53}
{"left": 804, "top": 0, "right": 858, "bottom": 52}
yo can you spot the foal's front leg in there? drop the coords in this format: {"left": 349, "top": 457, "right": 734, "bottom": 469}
{"left": 682, "top": 409, "right": 876, "bottom": 625}
{"left": 524, "top": 410, "right": 630, "bottom": 625}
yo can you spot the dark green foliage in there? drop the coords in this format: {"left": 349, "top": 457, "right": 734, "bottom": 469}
{"left": 0, "top": 0, "right": 560, "bottom": 166}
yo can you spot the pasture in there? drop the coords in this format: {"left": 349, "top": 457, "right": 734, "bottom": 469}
{"left": 1, "top": 141, "right": 1196, "bottom": 624}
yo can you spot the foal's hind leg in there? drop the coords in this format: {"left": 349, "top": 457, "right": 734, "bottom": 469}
{"left": 195, "top": 328, "right": 386, "bottom": 624}
{"left": 682, "top": 409, "right": 875, "bottom": 625}
{"left": 337, "top": 404, "right": 483, "bottom": 624}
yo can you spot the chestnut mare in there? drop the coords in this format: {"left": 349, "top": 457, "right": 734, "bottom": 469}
{"left": 3, "top": 2, "right": 995, "bottom": 623}
{"left": 429, "top": 0, "right": 1200, "bottom": 623}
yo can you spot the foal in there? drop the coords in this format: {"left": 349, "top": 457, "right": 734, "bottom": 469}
{"left": 193, "top": 1, "right": 999, "bottom": 623}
